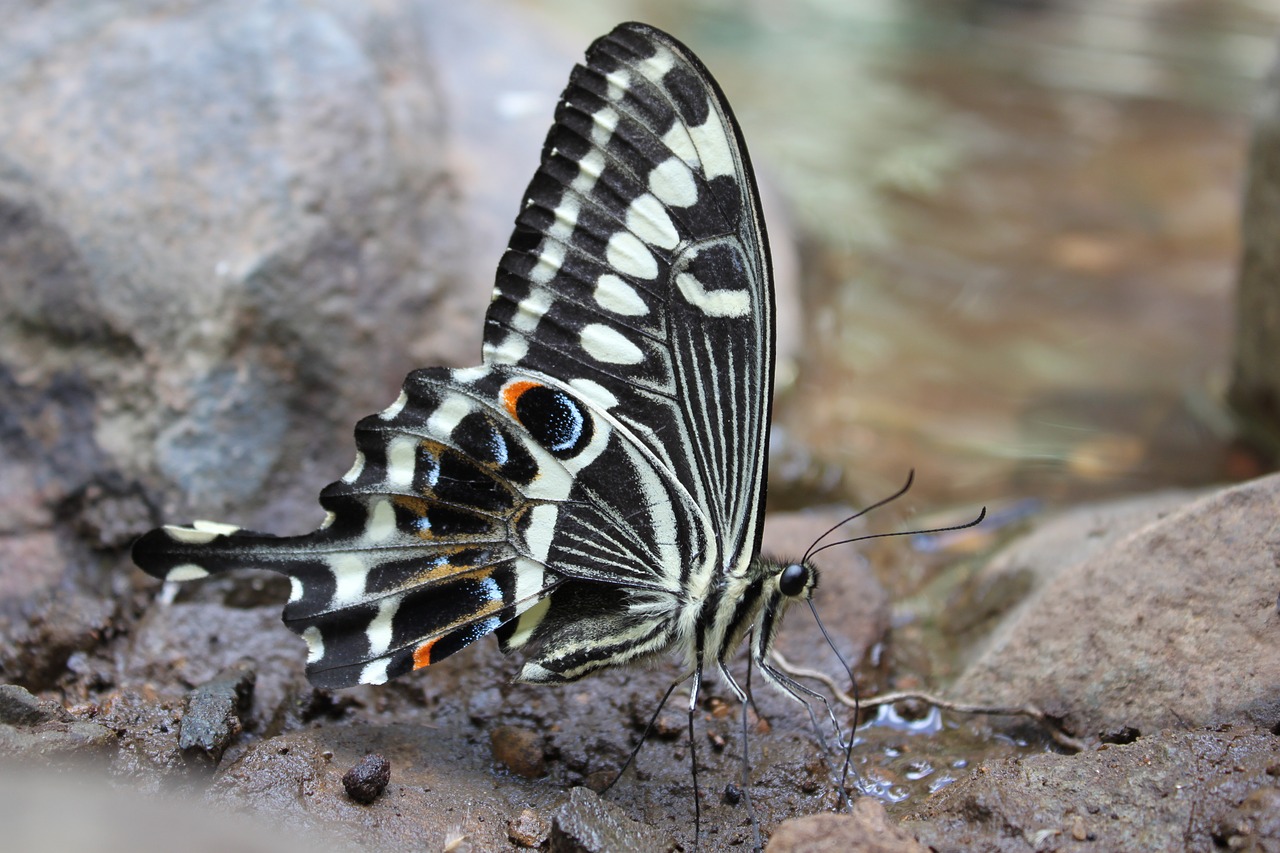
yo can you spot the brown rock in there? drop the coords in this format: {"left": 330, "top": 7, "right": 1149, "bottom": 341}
{"left": 508, "top": 807, "right": 552, "bottom": 848}
{"left": 766, "top": 799, "right": 929, "bottom": 852}
{"left": 953, "top": 474, "right": 1280, "bottom": 739}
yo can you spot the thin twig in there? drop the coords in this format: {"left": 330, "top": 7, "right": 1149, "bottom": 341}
{"left": 769, "top": 650, "right": 1088, "bottom": 752}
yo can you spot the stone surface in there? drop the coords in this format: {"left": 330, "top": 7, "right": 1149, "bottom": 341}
{"left": 767, "top": 799, "right": 929, "bottom": 853}
{"left": 939, "top": 489, "right": 1196, "bottom": 642}
{"left": 952, "top": 473, "right": 1280, "bottom": 740}
{"left": 550, "top": 786, "right": 676, "bottom": 853}
{"left": 179, "top": 659, "right": 257, "bottom": 766}
{"left": 0, "top": 683, "right": 67, "bottom": 726}
{"left": 907, "top": 726, "right": 1280, "bottom": 853}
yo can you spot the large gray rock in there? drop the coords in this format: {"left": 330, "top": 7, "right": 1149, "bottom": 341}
{"left": 952, "top": 473, "right": 1280, "bottom": 740}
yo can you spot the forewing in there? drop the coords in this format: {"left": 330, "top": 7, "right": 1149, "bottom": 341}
{"left": 483, "top": 22, "right": 775, "bottom": 581}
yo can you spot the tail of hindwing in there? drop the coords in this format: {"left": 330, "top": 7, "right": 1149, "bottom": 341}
{"left": 132, "top": 366, "right": 565, "bottom": 689}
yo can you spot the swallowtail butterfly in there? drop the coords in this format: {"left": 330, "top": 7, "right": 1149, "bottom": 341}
{"left": 134, "top": 20, "right": 829, "bottom": 839}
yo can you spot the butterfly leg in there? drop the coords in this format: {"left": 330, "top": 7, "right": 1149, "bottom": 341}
{"left": 687, "top": 663, "right": 704, "bottom": 848}
{"left": 717, "top": 661, "right": 764, "bottom": 852}
{"left": 755, "top": 654, "right": 855, "bottom": 810}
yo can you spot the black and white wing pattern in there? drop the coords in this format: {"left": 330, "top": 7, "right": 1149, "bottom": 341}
{"left": 132, "top": 22, "right": 777, "bottom": 693}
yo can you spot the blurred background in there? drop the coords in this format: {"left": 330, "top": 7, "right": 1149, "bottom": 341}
{"left": 515, "top": 0, "right": 1280, "bottom": 516}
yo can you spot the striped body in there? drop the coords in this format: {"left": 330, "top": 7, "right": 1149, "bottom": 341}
{"left": 133, "top": 23, "right": 815, "bottom": 709}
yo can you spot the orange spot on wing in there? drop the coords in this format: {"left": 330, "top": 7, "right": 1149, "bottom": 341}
{"left": 413, "top": 638, "right": 439, "bottom": 670}
{"left": 501, "top": 380, "right": 540, "bottom": 418}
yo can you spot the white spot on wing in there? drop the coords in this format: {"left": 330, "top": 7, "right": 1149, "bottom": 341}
{"left": 637, "top": 47, "right": 675, "bottom": 82}
{"left": 485, "top": 333, "right": 529, "bottom": 365}
{"left": 341, "top": 451, "right": 365, "bottom": 484}
{"left": 361, "top": 659, "right": 390, "bottom": 685}
{"left": 650, "top": 157, "right": 698, "bottom": 208}
{"left": 676, "top": 271, "right": 750, "bottom": 317}
{"left": 427, "top": 394, "right": 474, "bottom": 440}
{"left": 165, "top": 564, "right": 210, "bottom": 582}
{"left": 550, "top": 197, "right": 579, "bottom": 239}
{"left": 302, "top": 626, "right": 324, "bottom": 664}
{"left": 572, "top": 149, "right": 605, "bottom": 194}
{"left": 516, "top": 558, "right": 546, "bottom": 604}
{"left": 525, "top": 505, "right": 558, "bottom": 563}
{"left": 384, "top": 436, "right": 418, "bottom": 489}
{"left": 591, "top": 106, "right": 618, "bottom": 146}
{"left": 569, "top": 377, "right": 619, "bottom": 410}
{"left": 164, "top": 520, "right": 241, "bottom": 544}
{"left": 530, "top": 242, "right": 565, "bottom": 285}
{"left": 513, "top": 287, "right": 554, "bottom": 333}
{"left": 366, "top": 499, "right": 396, "bottom": 543}
{"left": 662, "top": 124, "right": 699, "bottom": 168}
{"left": 379, "top": 390, "right": 408, "bottom": 420}
{"left": 289, "top": 577, "right": 304, "bottom": 603}
{"left": 605, "top": 68, "right": 630, "bottom": 99}
{"left": 606, "top": 231, "right": 658, "bottom": 280}
{"left": 580, "top": 323, "right": 644, "bottom": 365}
{"left": 329, "top": 553, "right": 369, "bottom": 607}
{"left": 367, "top": 595, "right": 401, "bottom": 656}
{"left": 505, "top": 594, "right": 550, "bottom": 650}
{"left": 593, "top": 274, "right": 648, "bottom": 317}
{"left": 452, "top": 366, "right": 490, "bottom": 384}
{"left": 689, "top": 105, "right": 735, "bottom": 179}
{"left": 626, "top": 193, "right": 678, "bottom": 250}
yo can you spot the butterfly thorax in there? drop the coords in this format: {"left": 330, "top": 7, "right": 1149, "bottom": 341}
{"left": 695, "top": 556, "right": 819, "bottom": 674}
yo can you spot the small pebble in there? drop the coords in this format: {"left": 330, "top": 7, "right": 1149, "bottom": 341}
{"left": 343, "top": 753, "right": 391, "bottom": 804}
{"left": 507, "top": 807, "right": 550, "bottom": 848}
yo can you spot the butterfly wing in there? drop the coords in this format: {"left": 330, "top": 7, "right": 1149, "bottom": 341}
{"left": 132, "top": 23, "right": 774, "bottom": 690}
{"left": 484, "top": 23, "right": 774, "bottom": 607}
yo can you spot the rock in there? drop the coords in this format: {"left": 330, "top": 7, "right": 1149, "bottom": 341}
{"left": 179, "top": 659, "right": 257, "bottom": 767}
{"left": 766, "top": 799, "right": 929, "bottom": 852}
{"left": 907, "top": 725, "right": 1280, "bottom": 852}
{"left": 952, "top": 474, "right": 1280, "bottom": 739}
{"left": 0, "top": 684, "right": 68, "bottom": 727}
{"left": 508, "top": 807, "right": 552, "bottom": 848}
{"left": 939, "top": 490, "right": 1195, "bottom": 640}
{"left": 550, "top": 786, "right": 675, "bottom": 853}
{"left": 491, "top": 724, "right": 546, "bottom": 779}
{"left": 125, "top": 603, "right": 308, "bottom": 733}
{"left": 1214, "top": 787, "right": 1280, "bottom": 852}
{"left": 341, "top": 752, "right": 391, "bottom": 805}
{"left": 0, "top": 715, "right": 119, "bottom": 766}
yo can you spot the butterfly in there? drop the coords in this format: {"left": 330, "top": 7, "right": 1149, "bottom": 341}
{"left": 133, "top": 20, "right": 830, "bottom": 842}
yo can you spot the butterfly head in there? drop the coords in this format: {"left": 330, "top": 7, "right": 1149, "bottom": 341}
{"left": 776, "top": 560, "right": 817, "bottom": 600}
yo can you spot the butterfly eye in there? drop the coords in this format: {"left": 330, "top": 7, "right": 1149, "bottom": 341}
{"left": 778, "top": 563, "right": 809, "bottom": 597}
